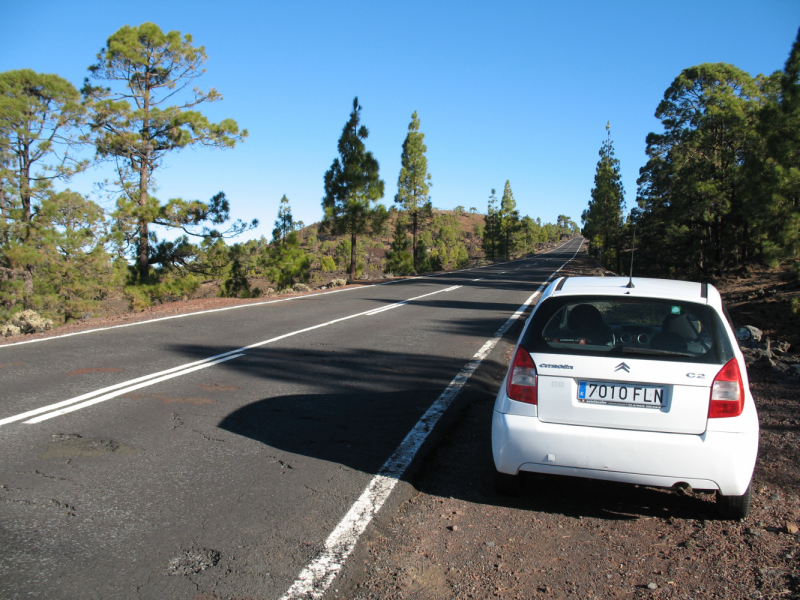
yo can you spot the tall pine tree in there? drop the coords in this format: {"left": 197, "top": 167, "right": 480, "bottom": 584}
{"left": 84, "top": 22, "right": 252, "bottom": 279}
{"left": 499, "top": 180, "right": 518, "bottom": 260}
{"left": 322, "top": 97, "right": 386, "bottom": 280}
{"left": 395, "top": 111, "right": 432, "bottom": 272}
{"left": 483, "top": 188, "right": 499, "bottom": 261}
{"left": 272, "top": 195, "right": 293, "bottom": 244}
{"left": 584, "top": 123, "right": 625, "bottom": 272}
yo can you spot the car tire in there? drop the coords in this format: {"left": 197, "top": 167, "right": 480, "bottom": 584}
{"left": 493, "top": 468, "right": 520, "bottom": 496}
{"left": 716, "top": 480, "right": 752, "bottom": 521}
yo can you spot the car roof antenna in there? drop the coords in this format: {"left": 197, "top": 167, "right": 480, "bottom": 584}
{"left": 626, "top": 225, "right": 636, "bottom": 289}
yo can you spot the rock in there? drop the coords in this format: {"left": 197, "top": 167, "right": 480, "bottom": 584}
{"left": 647, "top": 582, "right": 658, "bottom": 590}
{"left": 751, "top": 355, "right": 776, "bottom": 370}
{"left": 787, "top": 522, "right": 799, "bottom": 535}
{"left": 745, "top": 325, "right": 763, "bottom": 341}
{"left": 774, "top": 340, "right": 791, "bottom": 353}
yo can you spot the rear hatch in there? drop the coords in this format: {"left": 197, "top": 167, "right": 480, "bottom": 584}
{"left": 521, "top": 293, "right": 736, "bottom": 436}
{"left": 533, "top": 354, "right": 714, "bottom": 434}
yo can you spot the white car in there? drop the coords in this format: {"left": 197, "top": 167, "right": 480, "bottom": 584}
{"left": 491, "top": 276, "right": 759, "bottom": 520}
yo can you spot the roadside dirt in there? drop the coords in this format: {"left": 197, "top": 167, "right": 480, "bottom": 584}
{"left": 338, "top": 250, "right": 800, "bottom": 600}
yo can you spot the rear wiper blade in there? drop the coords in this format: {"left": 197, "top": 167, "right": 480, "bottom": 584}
{"left": 621, "top": 346, "right": 695, "bottom": 358}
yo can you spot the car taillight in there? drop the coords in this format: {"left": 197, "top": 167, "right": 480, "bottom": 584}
{"left": 507, "top": 345, "right": 537, "bottom": 404}
{"left": 708, "top": 357, "right": 744, "bottom": 418}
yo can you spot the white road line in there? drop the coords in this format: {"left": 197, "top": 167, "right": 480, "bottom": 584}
{"left": 279, "top": 243, "right": 583, "bottom": 600}
{"left": 472, "top": 278, "right": 484, "bottom": 282}
{"left": 279, "top": 288, "right": 546, "bottom": 600}
{"left": 0, "top": 351, "right": 245, "bottom": 426}
{"left": 3, "top": 284, "right": 463, "bottom": 427}
{"left": 0, "top": 239, "right": 580, "bottom": 350}
{"left": 24, "top": 355, "right": 245, "bottom": 424}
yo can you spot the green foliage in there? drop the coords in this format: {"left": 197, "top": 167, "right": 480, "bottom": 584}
{"left": 221, "top": 243, "right": 259, "bottom": 298}
{"left": 320, "top": 255, "right": 336, "bottom": 272}
{"left": 322, "top": 97, "right": 386, "bottom": 280}
{"left": 84, "top": 22, "right": 253, "bottom": 278}
{"left": 746, "top": 29, "right": 800, "bottom": 267}
{"left": 0, "top": 69, "right": 95, "bottom": 317}
{"left": 0, "top": 70, "right": 88, "bottom": 225}
{"left": 415, "top": 233, "right": 430, "bottom": 272}
{"left": 385, "top": 218, "right": 413, "bottom": 274}
{"left": 272, "top": 195, "right": 293, "bottom": 244}
{"left": 395, "top": 111, "right": 432, "bottom": 271}
{"left": 635, "top": 63, "right": 763, "bottom": 276}
{"left": 483, "top": 189, "right": 500, "bottom": 261}
{"left": 260, "top": 230, "right": 310, "bottom": 290}
{"left": 583, "top": 123, "right": 626, "bottom": 271}
{"left": 498, "top": 180, "right": 519, "bottom": 260}
{"left": 124, "top": 269, "right": 200, "bottom": 311}
{"left": 455, "top": 244, "right": 470, "bottom": 269}
{"left": 334, "top": 238, "right": 352, "bottom": 267}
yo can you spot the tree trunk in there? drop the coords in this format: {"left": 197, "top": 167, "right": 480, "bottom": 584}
{"left": 412, "top": 210, "right": 418, "bottom": 272}
{"left": 137, "top": 164, "right": 150, "bottom": 279}
{"left": 22, "top": 266, "right": 34, "bottom": 309}
{"left": 138, "top": 92, "right": 151, "bottom": 280}
{"left": 349, "top": 231, "right": 357, "bottom": 281}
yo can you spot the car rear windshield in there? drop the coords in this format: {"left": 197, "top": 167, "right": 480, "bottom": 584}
{"left": 522, "top": 295, "right": 734, "bottom": 365}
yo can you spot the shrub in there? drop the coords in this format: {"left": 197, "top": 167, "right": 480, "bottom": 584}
{"left": 320, "top": 255, "right": 336, "bottom": 272}
{"left": 11, "top": 309, "right": 54, "bottom": 334}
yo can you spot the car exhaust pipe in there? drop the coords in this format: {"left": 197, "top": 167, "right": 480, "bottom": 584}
{"left": 672, "top": 482, "right": 693, "bottom": 496}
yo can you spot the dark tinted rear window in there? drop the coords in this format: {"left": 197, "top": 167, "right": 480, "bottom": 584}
{"left": 522, "top": 295, "right": 734, "bottom": 365}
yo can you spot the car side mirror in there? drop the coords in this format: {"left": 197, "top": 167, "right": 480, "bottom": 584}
{"left": 735, "top": 327, "right": 752, "bottom": 341}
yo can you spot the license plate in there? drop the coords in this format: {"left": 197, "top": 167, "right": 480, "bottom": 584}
{"left": 578, "top": 380, "right": 665, "bottom": 408}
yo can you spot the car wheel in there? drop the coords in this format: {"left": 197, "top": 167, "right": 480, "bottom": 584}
{"left": 716, "top": 480, "right": 752, "bottom": 521}
{"left": 493, "top": 468, "right": 520, "bottom": 496}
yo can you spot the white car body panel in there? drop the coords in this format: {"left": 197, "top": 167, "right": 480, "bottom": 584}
{"left": 492, "top": 276, "right": 760, "bottom": 498}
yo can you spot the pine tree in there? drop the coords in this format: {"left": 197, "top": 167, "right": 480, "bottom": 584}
{"left": 272, "top": 195, "right": 293, "bottom": 244}
{"left": 322, "top": 97, "right": 386, "bottom": 280}
{"left": 635, "top": 65, "right": 761, "bottom": 276}
{"left": 84, "top": 22, "right": 253, "bottom": 279}
{"left": 0, "top": 70, "right": 89, "bottom": 310}
{"left": 750, "top": 27, "right": 800, "bottom": 265}
{"left": 395, "top": 111, "right": 432, "bottom": 271}
{"left": 483, "top": 189, "right": 499, "bottom": 261}
{"left": 584, "top": 123, "right": 625, "bottom": 271}
{"left": 499, "top": 180, "right": 519, "bottom": 260}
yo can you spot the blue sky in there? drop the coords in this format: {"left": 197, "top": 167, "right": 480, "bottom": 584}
{"left": 2, "top": 1, "right": 799, "bottom": 243}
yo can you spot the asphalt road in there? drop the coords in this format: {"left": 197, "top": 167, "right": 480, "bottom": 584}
{"left": 0, "top": 238, "right": 583, "bottom": 600}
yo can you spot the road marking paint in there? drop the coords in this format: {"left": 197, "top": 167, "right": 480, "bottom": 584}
{"left": 0, "top": 351, "right": 250, "bottom": 426}
{"left": 472, "top": 278, "right": 484, "bottom": 281}
{"left": 279, "top": 292, "right": 540, "bottom": 600}
{"left": 365, "top": 285, "right": 460, "bottom": 316}
{"left": 5, "top": 240, "right": 582, "bottom": 424}
{"left": 280, "top": 241, "right": 584, "bottom": 600}
{"left": 4, "top": 284, "right": 463, "bottom": 426}
{"left": 0, "top": 239, "right": 580, "bottom": 349}
{"left": 24, "top": 354, "right": 245, "bottom": 424}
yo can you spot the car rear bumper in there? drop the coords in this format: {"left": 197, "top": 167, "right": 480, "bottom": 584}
{"left": 492, "top": 410, "right": 758, "bottom": 495}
